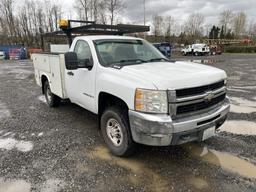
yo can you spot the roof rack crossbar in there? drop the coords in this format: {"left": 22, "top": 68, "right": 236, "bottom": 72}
{"left": 41, "top": 19, "right": 150, "bottom": 46}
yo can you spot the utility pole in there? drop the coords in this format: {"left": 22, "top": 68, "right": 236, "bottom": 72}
{"left": 143, "top": 0, "right": 146, "bottom": 39}
{"left": 143, "top": 0, "right": 146, "bottom": 26}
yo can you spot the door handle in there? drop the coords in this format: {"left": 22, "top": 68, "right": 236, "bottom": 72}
{"left": 67, "top": 71, "right": 74, "bottom": 76}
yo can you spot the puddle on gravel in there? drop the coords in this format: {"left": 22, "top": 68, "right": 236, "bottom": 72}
{"left": 186, "top": 177, "right": 209, "bottom": 190}
{"left": 0, "top": 178, "right": 31, "bottom": 192}
{"left": 0, "top": 177, "right": 64, "bottom": 192}
{"left": 228, "top": 76, "right": 241, "bottom": 81}
{"left": 188, "top": 145, "right": 256, "bottom": 179}
{"left": 0, "top": 101, "right": 10, "bottom": 120}
{"left": 0, "top": 138, "right": 33, "bottom": 152}
{"left": 228, "top": 88, "right": 250, "bottom": 93}
{"left": 40, "top": 178, "right": 65, "bottom": 192}
{"left": 220, "top": 120, "right": 256, "bottom": 135}
{"left": 89, "top": 146, "right": 171, "bottom": 192}
{"left": 38, "top": 95, "right": 47, "bottom": 103}
{"left": 230, "top": 96, "right": 256, "bottom": 113}
{"left": 190, "top": 59, "right": 224, "bottom": 64}
{"left": 230, "top": 85, "right": 256, "bottom": 90}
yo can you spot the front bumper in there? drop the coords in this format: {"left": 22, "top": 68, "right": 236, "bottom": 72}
{"left": 129, "top": 98, "right": 230, "bottom": 146}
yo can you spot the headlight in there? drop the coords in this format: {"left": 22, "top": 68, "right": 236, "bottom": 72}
{"left": 135, "top": 89, "right": 168, "bottom": 114}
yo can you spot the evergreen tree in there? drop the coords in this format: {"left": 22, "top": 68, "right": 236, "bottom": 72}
{"left": 226, "top": 29, "right": 234, "bottom": 39}
{"left": 220, "top": 26, "right": 225, "bottom": 39}
{"left": 209, "top": 25, "right": 220, "bottom": 39}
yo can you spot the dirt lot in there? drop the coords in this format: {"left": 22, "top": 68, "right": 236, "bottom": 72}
{"left": 0, "top": 54, "right": 256, "bottom": 192}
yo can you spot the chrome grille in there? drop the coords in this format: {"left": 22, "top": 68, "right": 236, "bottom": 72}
{"left": 176, "top": 93, "right": 226, "bottom": 114}
{"left": 176, "top": 80, "right": 225, "bottom": 97}
{"left": 168, "top": 80, "right": 226, "bottom": 117}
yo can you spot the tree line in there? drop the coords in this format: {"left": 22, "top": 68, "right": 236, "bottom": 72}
{"left": 152, "top": 10, "right": 255, "bottom": 44}
{"left": 0, "top": 0, "right": 124, "bottom": 47}
{"left": 0, "top": 0, "right": 255, "bottom": 47}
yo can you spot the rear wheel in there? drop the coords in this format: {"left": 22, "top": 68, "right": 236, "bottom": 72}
{"left": 100, "top": 107, "right": 136, "bottom": 157}
{"left": 43, "top": 81, "right": 60, "bottom": 107}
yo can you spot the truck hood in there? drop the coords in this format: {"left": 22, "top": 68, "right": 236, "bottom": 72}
{"left": 120, "top": 61, "right": 227, "bottom": 90}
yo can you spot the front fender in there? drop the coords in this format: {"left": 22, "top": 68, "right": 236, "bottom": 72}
{"left": 95, "top": 67, "right": 156, "bottom": 112}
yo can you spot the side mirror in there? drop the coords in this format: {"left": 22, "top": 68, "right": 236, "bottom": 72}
{"left": 77, "top": 58, "right": 93, "bottom": 70}
{"left": 65, "top": 52, "right": 78, "bottom": 70}
{"left": 84, "top": 58, "right": 93, "bottom": 70}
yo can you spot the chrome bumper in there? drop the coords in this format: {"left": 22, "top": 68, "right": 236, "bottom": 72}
{"left": 129, "top": 98, "right": 230, "bottom": 146}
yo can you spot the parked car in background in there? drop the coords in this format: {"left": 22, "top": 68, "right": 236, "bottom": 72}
{"left": 182, "top": 44, "right": 210, "bottom": 56}
{"left": 210, "top": 45, "right": 222, "bottom": 55}
{"left": 0, "top": 45, "right": 27, "bottom": 59}
{"left": 9, "top": 47, "right": 27, "bottom": 60}
{"left": 153, "top": 42, "right": 171, "bottom": 57}
{"left": 0, "top": 50, "right": 5, "bottom": 59}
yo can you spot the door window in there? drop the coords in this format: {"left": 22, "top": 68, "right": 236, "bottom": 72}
{"left": 74, "top": 40, "right": 93, "bottom": 67}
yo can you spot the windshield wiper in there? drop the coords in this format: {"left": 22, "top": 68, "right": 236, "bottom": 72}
{"left": 148, "top": 58, "right": 169, "bottom": 62}
{"left": 119, "top": 59, "right": 147, "bottom": 63}
{"left": 108, "top": 59, "right": 147, "bottom": 69}
{"left": 110, "top": 59, "right": 147, "bottom": 65}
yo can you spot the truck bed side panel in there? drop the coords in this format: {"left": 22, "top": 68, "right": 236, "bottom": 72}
{"left": 32, "top": 53, "right": 68, "bottom": 99}
{"left": 49, "top": 55, "right": 64, "bottom": 98}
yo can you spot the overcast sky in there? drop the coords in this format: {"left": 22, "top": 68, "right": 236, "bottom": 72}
{"left": 63, "top": 0, "right": 256, "bottom": 27}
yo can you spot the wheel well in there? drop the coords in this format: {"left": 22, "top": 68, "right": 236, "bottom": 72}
{"left": 98, "top": 92, "right": 129, "bottom": 117}
{"left": 41, "top": 75, "right": 48, "bottom": 94}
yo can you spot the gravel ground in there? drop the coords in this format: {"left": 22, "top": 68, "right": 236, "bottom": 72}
{"left": 0, "top": 54, "right": 255, "bottom": 192}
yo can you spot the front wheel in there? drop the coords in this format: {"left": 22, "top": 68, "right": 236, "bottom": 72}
{"left": 44, "top": 81, "right": 60, "bottom": 107}
{"left": 100, "top": 107, "right": 136, "bottom": 157}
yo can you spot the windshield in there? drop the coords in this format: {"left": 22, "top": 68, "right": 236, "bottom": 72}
{"left": 94, "top": 39, "right": 167, "bottom": 67}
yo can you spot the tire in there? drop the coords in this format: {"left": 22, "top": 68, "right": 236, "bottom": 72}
{"left": 194, "top": 52, "right": 199, "bottom": 56}
{"left": 43, "top": 81, "right": 60, "bottom": 107}
{"left": 100, "top": 107, "right": 136, "bottom": 157}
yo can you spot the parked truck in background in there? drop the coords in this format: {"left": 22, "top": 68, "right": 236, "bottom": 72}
{"left": 182, "top": 44, "right": 210, "bottom": 56}
{"left": 32, "top": 35, "right": 230, "bottom": 156}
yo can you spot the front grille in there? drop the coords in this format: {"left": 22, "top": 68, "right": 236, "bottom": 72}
{"left": 176, "top": 80, "right": 225, "bottom": 97}
{"left": 176, "top": 93, "right": 226, "bottom": 115}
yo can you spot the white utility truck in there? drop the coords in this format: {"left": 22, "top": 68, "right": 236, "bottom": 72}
{"left": 32, "top": 21, "right": 230, "bottom": 156}
{"left": 181, "top": 44, "right": 210, "bottom": 56}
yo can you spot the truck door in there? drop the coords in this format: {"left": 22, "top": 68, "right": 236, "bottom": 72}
{"left": 65, "top": 40, "right": 96, "bottom": 113}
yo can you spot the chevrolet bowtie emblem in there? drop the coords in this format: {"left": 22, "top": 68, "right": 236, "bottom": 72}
{"left": 205, "top": 91, "right": 214, "bottom": 102}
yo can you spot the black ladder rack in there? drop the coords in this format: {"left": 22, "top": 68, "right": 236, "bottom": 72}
{"left": 42, "top": 20, "right": 150, "bottom": 46}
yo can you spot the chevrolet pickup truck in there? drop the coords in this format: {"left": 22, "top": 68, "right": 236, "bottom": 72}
{"left": 32, "top": 35, "right": 230, "bottom": 156}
